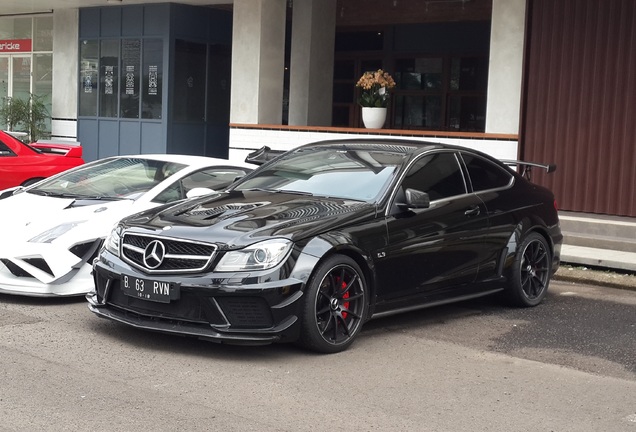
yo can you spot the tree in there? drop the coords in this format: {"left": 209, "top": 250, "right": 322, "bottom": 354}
{"left": 0, "top": 94, "right": 50, "bottom": 143}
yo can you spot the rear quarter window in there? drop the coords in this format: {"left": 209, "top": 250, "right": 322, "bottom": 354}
{"left": 462, "top": 153, "right": 513, "bottom": 192}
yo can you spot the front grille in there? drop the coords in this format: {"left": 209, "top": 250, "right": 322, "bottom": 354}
{"left": 121, "top": 233, "right": 217, "bottom": 274}
{"left": 93, "top": 270, "right": 274, "bottom": 331}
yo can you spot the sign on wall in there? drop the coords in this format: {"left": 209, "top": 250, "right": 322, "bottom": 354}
{"left": 0, "top": 39, "right": 33, "bottom": 53}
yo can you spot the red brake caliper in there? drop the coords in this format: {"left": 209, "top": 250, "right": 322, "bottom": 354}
{"left": 341, "top": 279, "right": 350, "bottom": 319}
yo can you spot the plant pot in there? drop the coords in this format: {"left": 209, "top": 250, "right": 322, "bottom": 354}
{"left": 361, "top": 107, "right": 387, "bottom": 129}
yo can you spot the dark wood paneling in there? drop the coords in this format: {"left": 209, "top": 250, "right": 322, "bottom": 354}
{"left": 521, "top": 0, "right": 636, "bottom": 217}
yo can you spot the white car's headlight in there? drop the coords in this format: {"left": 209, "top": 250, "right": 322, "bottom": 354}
{"left": 28, "top": 221, "right": 86, "bottom": 243}
{"left": 105, "top": 224, "right": 124, "bottom": 257}
{"left": 215, "top": 239, "right": 293, "bottom": 272}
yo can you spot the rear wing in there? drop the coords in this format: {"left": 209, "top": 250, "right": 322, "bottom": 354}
{"left": 30, "top": 141, "right": 83, "bottom": 159}
{"left": 501, "top": 160, "right": 557, "bottom": 181}
{"left": 244, "top": 146, "right": 285, "bottom": 166}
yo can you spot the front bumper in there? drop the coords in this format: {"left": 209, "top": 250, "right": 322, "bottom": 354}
{"left": 87, "top": 253, "right": 307, "bottom": 345}
{"left": 0, "top": 241, "right": 100, "bottom": 297}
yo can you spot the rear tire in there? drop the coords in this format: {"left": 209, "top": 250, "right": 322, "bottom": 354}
{"left": 506, "top": 232, "right": 552, "bottom": 307}
{"left": 298, "top": 255, "right": 367, "bottom": 353}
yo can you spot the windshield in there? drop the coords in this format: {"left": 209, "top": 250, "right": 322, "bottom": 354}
{"left": 234, "top": 146, "right": 406, "bottom": 201}
{"left": 29, "top": 157, "right": 187, "bottom": 199}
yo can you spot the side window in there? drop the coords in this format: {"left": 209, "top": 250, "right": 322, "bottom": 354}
{"left": 462, "top": 153, "right": 513, "bottom": 192}
{"left": 402, "top": 152, "right": 466, "bottom": 201}
{"left": 0, "top": 141, "right": 16, "bottom": 156}
{"left": 181, "top": 168, "right": 248, "bottom": 194}
{"left": 153, "top": 167, "right": 249, "bottom": 204}
{"left": 153, "top": 182, "right": 182, "bottom": 204}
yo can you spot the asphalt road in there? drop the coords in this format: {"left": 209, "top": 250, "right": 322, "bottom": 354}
{"left": 1, "top": 281, "right": 635, "bottom": 432}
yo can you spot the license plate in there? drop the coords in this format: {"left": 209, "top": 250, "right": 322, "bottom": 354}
{"left": 121, "top": 274, "right": 179, "bottom": 304}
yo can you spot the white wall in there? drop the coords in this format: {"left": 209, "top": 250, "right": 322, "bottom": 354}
{"left": 485, "top": 0, "right": 526, "bottom": 135}
{"left": 230, "top": 0, "right": 286, "bottom": 124}
{"left": 229, "top": 128, "right": 518, "bottom": 164}
{"left": 51, "top": 8, "right": 79, "bottom": 140}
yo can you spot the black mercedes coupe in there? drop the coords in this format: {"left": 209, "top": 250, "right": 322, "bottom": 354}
{"left": 87, "top": 139, "right": 562, "bottom": 353}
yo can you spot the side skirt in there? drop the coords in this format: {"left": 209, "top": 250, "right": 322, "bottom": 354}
{"left": 370, "top": 287, "right": 505, "bottom": 320}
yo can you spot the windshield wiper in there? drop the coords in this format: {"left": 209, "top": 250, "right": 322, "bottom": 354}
{"left": 28, "top": 190, "right": 77, "bottom": 198}
{"left": 27, "top": 190, "right": 124, "bottom": 200}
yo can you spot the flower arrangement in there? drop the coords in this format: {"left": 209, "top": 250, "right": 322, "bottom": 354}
{"left": 355, "top": 69, "right": 396, "bottom": 108}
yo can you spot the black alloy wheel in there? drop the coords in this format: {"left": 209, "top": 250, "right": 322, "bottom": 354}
{"left": 507, "top": 232, "right": 552, "bottom": 307}
{"left": 298, "top": 255, "right": 367, "bottom": 353}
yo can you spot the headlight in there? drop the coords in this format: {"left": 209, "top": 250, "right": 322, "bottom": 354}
{"left": 28, "top": 221, "right": 85, "bottom": 243}
{"left": 105, "top": 224, "right": 124, "bottom": 257}
{"left": 215, "top": 239, "right": 293, "bottom": 272}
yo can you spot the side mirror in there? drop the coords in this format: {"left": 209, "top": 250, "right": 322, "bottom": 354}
{"left": 405, "top": 188, "right": 430, "bottom": 209}
{"left": 186, "top": 187, "right": 216, "bottom": 199}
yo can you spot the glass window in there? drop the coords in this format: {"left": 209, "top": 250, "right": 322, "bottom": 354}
{"left": 182, "top": 168, "right": 248, "bottom": 193}
{"left": 401, "top": 152, "right": 466, "bottom": 201}
{"left": 333, "top": 83, "right": 354, "bottom": 104}
{"left": 31, "top": 157, "right": 187, "bottom": 199}
{"left": 0, "top": 17, "right": 31, "bottom": 39}
{"left": 394, "top": 95, "right": 441, "bottom": 129}
{"left": 174, "top": 40, "right": 206, "bottom": 122}
{"left": 121, "top": 39, "right": 141, "bottom": 118}
{"left": 0, "top": 141, "right": 16, "bottom": 156}
{"left": 335, "top": 31, "right": 384, "bottom": 51}
{"left": 33, "top": 16, "right": 53, "bottom": 52}
{"left": 396, "top": 58, "right": 442, "bottom": 90}
{"left": 12, "top": 57, "right": 31, "bottom": 101}
{"left": 448, "top": 95, "right": 486, "bottom": 131}
{"left": 100, "top": 40, "right": 119, "bottom": 118}
{"left": 79, "top": 40, "right": 98, "bottom": 117}
{"left": 0, "top": 57, "right": 8, "bottom": 129}
{"left": 207, "top": 44, "right": 232, "bottom": 125}
{"left": 235, "top": 147, "right": 404, "bottom": 202}
{"left": 142, "top": 39, "right": 163, "bottom": 119}
{"left": 450, "top": 57, "right": 488, "bottom": 91}
{"left": 154, "top": 167, "right": 250, "bottom": 204}
{"left": 462, "top": 153, "right": 512, "bottom": 192}
{"left": 33, "top": 54, "right": 52, "bottom": 134}
{"left": 334, "top": 60, "right": 354, "bottom": 80}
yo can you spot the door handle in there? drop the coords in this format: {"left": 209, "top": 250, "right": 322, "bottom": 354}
{"left": 464, "top": 206, "right": 480, "bottom": 217}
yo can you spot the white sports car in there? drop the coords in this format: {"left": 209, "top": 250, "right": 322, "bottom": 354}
{"left": 0, "top": 154, "right": 254, "bottom": 297}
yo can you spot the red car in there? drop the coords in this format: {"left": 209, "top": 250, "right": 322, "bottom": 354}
{"left": 0, "top": 130, "right": 84, "bottom": 189}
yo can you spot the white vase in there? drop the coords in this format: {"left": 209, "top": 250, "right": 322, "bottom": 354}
{"left": 361, "top": 107, "right": 387, "bottom": 129}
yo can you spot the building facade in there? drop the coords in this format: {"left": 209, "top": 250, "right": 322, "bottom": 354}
{"left": 0, "top": 0, "right": 633, "bottom": 217}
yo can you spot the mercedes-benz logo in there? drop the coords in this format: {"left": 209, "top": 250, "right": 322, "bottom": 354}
{"left": 143, "top": 240, "right": 166, "bottom": 269}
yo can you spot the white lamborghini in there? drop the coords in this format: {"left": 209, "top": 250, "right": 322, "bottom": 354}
{"left": 0, "top": 154, "right": 254, "bottom": 297}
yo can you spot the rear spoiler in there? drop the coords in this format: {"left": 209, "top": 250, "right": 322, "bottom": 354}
{"left": 31, "top": 141, "right": 83, "bottom": 158}
{"left": 501, "top": 160, "right": 557, "bottom": 181}
{"left": 245, "top": 146, "right": 286, "bottom": 166}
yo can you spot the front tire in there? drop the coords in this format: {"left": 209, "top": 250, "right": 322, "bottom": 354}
{"left": 298, "top": 255, "right": 367, "bottom": 353}
{"left": 506, "top": 232, "right": 552, "bottom": 307}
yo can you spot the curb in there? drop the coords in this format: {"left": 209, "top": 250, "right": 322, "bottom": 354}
{"left": 553, "top": 264, "right": 636, "bottom": 291}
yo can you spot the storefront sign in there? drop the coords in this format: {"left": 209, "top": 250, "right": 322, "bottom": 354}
{"left": 0, "top": 39, "right": 32, "bottom": 53}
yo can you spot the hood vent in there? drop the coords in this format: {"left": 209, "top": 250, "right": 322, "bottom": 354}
{"left": 185, "top": 202, "right": 265, "bottom": 218}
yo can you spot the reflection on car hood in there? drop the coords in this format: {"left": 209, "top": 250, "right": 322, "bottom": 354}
{"left": 123, "top": 190, "right": 375, "bottom": 247}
